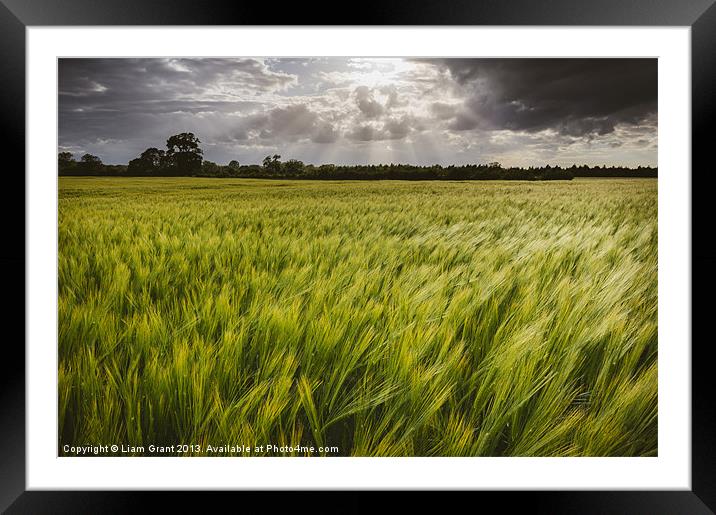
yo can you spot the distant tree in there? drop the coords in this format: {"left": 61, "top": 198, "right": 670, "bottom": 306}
{"left": 79, "top": 153, "right": 103, "bottom": 174}
{"left": 242, "top": 164, "right": 263, "bottom": 176}
{"left": 222, "top": 160, "right": 241, "bottom": 177}
{"left": 262, "top": 154, "right": 282, "bottom": 174}
{"left": 201, "top": 160, "right": 220, "bottom": 176}
{"left": 127, "top": 158, "right": 146, "bottom": 175}
{"left": 446, "top": 165, "right": 470, "bottom": 180}
{"left": 102, "top": 164, "right": 127, "bottom": 176}
{"left": 56, "top": 136, "right": 654, "bottom": 180}
{"left": 81, "top": 153, "right": 102, "bottom": 165}
{"left": 165, "top": 132, "right": 203, "bottom": 175}
{"left": 283, "top": 159, "right": 305, "bottom": 176}
{"left": 128, "top": 147, "right": 166, "bottom": 175}
{"left": 315, "top": 164, "right": 336, "bottom": 179}
{"left": 58, "top": 152, "right": 76, "bottom": 174}
{"left": 140, "top": 147, "right": 166, "bottom": 169}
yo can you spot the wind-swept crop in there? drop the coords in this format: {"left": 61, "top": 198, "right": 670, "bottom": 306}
{"left": 58, "top": 177, "right": 657, "bottom": 457}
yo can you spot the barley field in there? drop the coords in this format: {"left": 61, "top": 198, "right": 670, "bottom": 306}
{"left": 58, "top": 177, "right": 657, "bottom": 457}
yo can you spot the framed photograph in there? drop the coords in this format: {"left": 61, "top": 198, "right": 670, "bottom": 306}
{"left": 3, "top": 0, "right": 715, "bottom": 511}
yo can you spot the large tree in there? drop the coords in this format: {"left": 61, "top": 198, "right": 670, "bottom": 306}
{"left": 165, "top": 132, "right": 203, "bottom": 175}
{"left": 78, "top": 153, "right": 103, "bottom": 174}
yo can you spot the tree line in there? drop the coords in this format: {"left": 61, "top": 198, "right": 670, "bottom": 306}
{"left": 58, "top": 132, "right": 658, "bottom": 180}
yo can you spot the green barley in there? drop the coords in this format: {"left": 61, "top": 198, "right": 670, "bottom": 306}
{"left": 58, "top": 177, "right": 657, "bottom": 457}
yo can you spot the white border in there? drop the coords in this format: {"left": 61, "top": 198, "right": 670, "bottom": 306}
{"left": 27, "top": 27, "right": 691, "bottom": 490}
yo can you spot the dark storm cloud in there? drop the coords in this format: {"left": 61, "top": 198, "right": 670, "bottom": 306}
{"left": 422, "top": 58, "right": 657, "bottom": 137}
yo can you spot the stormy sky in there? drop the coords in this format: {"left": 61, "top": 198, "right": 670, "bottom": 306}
{"left": 58, "top": 58, "right": 657, "bottom": 167}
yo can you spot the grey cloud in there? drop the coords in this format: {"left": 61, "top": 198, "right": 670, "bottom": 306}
{"left": 225, "top": 127, "right": 249, "bottom": 142}
{"left": 430, "top": 102, "right": 459, "bottom": 120}
{"left": 258, "top": 104, "right": 318, "bottom": 138}
{"left": 312, "top": 122, "right": 340, "bottom": 143}
{"left": 380, "top": 85, "right": 405, "bottom": 109}
{"left": 347, "top": 125, "right": 379, "bottom": 142}
{"left": 423, "top": 58, "right": 657, "bottom": 137}
{"left": 353, "top": 85, "right": 407, "bottom": 120}
{"left": 354, "top": 86, "right": 385, "bottom": 119}
{"left": 226, "top": 104, "right": 338, "bottom": 145}
{"left": 60, "top": 58, "right": 296, "bottom": 102}
{"left": 383, "top": 117, "right": 412, "bottom": 139}
{"left": 346, "top": 116, "right": 417, "bottom": 142}
{"left": 448, "top": 112, "right": 480, "bottom": 131}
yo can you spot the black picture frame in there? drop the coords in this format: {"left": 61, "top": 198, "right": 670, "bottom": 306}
{"left": 2, "top": 1, "right": 714, "bottom": 512}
